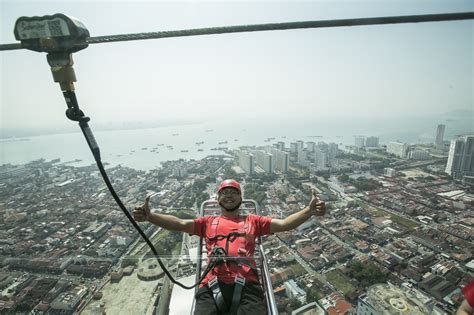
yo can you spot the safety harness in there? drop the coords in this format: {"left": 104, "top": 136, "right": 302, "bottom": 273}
{"left": 205, "top": 215, "right": 258, "bottom": 314}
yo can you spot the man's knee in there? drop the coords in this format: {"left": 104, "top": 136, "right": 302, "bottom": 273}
{"left": 194, "top": 286, "right": 218, "bottom": 315}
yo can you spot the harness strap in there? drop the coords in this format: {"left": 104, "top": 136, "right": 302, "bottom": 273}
{"left": 208, "top": 277, "right": 227, "bottom": 312}
{"left": 210, "top": 215, "right": 220, "bottom": 239}
{"left": 206, "top": 275, "right": 246, "bottom": 315}
{"left": 230, "top": 276, "right": 246, "bottom": 314}
{"left": 238, "top": 216, "right": 249, "bottom": 255}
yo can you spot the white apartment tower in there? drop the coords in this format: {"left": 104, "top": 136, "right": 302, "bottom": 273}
{"left": 314, "top": 148, "right": 328, "bottom": 169}
{"left": 365, "top": 136, "right": 379, "bottom": 148}
{"left": 272, "top": 149, "right": 289, "bottom": 172}
{"left": 290, "top": 142, "right": 298, "bottom": 153}
{"left": 435, "top": 124, "right": 445, "bottom": 149}
{"left": 277, "top": 141, "right": 285, "bottom": 151}
{"left": 306, "top": 142, "right": 316, "bottom": 152}
{"left": 296, "top": 140, "right": 304, "bottom": 152}
{"left": 238, "top": 151, "right": 254, "bottom": 175}
{"left": 355, "top": 136, "right": 366, "bottom": 148}
{"left": 387, "top": 141, "right": 408, "bottom": 158}
{"left": 445, "top": 135, "right": 474, "bottom": 180}
{"left": 255, "top": 150, "right": 274, "bottom": 173}
{"left": 328, "top": 143, "right": 339, "bottom": 161}
{"left": 297, "top": 149, "right": 309, "bottom": 167}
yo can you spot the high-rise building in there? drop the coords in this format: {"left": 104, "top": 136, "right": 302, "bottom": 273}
{"left": 355, "top": 136, "right": 366, "bottom": 148}
{"left": 317, "top": 142, "right": 328, "bottom": 151}
{"left": 408, "top": 150, "right": 430, "bottom": 160}
{"left": 435, "top": 124, "right": 445, "bottom": 149}
{"left": 255, "top": 150, "right": 274, "bottom": 173}
{"left": 172, "top": 167, "right": 187, "bottom": 177}
{"left": 365, "top": 136, "right": 379, "bottom": 148}
{"left": 297, "top": 149, "right": 309, "bottom": 167}
{"left": 306, "top": 142, "right": 316, "bottom": 152}
{"left": 272, "top": 149, "right": 289, "bottom": 172}
{"left": 445, "top": 135, "right": 474, "bottom": 180}
{"left": 277, "top": 141, "right": 285, "bottom": 151}
{"left": 290, "top": 142, "right": 298, "bottom": 153}
{"left": 387, "top": 141, "right": 408, "bottom": 158}
{"left": 314, "top": 148, "right": 328, "bottom": 169}
{"left": 328, "top": 143, "right": 339, "bottom": 161}
{"left": 296, "top": 140, "right": 304, "bottom": 152}
{"left": 238, "top": 151, "right": 254, "bottom": 175}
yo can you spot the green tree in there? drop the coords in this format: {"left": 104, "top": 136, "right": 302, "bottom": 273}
{"left": 338, "top": 174, "right": 350, "bottom": 183}
{"left": 121, "top": 255, "right": 139, "bottom": 267}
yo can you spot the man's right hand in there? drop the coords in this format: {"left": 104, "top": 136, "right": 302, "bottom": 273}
{"left": 133, "top": 196, "right": 151, "bottom": 222}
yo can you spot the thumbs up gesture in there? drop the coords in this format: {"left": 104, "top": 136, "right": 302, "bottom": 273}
{"left": 309, "top": 189, "right": 326, "bottom": 217}
{"left": 133, "top": 196, "right": 151, "bottom": 222}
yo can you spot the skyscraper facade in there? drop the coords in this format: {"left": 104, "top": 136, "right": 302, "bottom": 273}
{"left": 296, "top": 140, "right": 304, "bottom": 152}
{"left": 387, "top": 141, "right": 408, "bottom": 158}
{"left": 272, "top": 149, "right": 289, "bottom": 172}
{"left": 435, "top": 124, "right": 445, "bottom": 149}
{"left": 238, "top": 150, "right": 254, "bottom": 175}
{"left": 365, "top": 136, "right": 379, "bottom": 148}
{"left": 328, "top": 143, "right": 339, "bottom": 161}
{"left": 306, "top": 142, "right": 316, "bottom": 152}
{"left": 445, "top": 135, "right": 474, "bottom": 180}
{"left": 355, "top": 136, "right": 365, "bottom": 148}
{"left": 290, "top": 142, "right": 298, "bottom": 153}
{"left": 314, "top": 148, "right": 328, "bottom": 169}
{"left": 255, "top": 150, "right": 274, "bottom": 173}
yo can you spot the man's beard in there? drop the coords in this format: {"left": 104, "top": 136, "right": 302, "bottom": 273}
{"left": 219, "top": 200, "right": 242, "bottom": 211}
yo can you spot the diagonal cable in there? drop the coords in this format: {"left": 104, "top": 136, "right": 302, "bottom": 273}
{"left": 1, "top": 12, "right": 473, "bottom": 51}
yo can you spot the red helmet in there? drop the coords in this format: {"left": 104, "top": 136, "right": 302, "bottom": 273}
{"left": 218, "top": 179, "right": 241, "bottom": 194}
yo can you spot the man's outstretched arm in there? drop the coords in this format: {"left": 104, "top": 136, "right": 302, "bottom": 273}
{"left": 133, "top": 196, "right": 195, "bottom": 234}
{"left": 270, "top": 189, "right": 325, "bottom": 233}
{"left": 456, "top": 299, "right": 474, "bottom": 315}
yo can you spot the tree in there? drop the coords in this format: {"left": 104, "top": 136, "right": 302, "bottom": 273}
{"left": 306, "top": 287, "right": 323, "bottom": 303}
{"left": 338, "top": 174, "right": 350, "bottom": 183}
{"left": 347, "top": 261, "right": 387, "bottom": 287}
{"left": 121, "top": 255, "right": 139, "bottom": 267}
{"left": 287, "top": 298, "right": 302, "bottom": 312}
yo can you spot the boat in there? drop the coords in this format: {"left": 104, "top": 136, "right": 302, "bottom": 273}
{"left": 172, "top": 133, "right": 179, "bottom": 136}
{"left": 195, "top": 141, "right": 204, "bottom": 145}
{"left": 197, "top": 149, "right": 204, "bottom": 152}
{"left": 205, "top": 129, "right": 214, "bottom": 132}
{"left": 218, "top": 141, "right": 228, "bottom": 144}
{"left": 181, "top": 150, "right": 189, "bottom": 153}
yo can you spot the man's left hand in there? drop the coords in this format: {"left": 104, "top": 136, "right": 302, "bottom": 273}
{"left": 309, "top": 189, "right": 326, "bottom": 216}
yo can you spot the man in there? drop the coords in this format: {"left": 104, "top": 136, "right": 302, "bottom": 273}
{"left": 133, "top": 179, "right": 326, "bottom": 314}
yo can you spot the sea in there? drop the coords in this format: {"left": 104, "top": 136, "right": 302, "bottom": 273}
{"left": 1, "top": 115, "right": 472, "bottom": 171}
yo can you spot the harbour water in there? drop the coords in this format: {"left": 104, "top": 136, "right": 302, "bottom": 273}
{"left": 1, "top": 115, "right": 472, "bottom": 171}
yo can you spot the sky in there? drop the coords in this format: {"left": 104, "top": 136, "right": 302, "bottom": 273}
{"left": 0, "top": 0, "right": 473, "bottom": 135}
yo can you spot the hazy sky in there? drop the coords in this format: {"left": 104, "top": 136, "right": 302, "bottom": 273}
{"left": 1, "top": 0, "right": 473, "bottom": 132}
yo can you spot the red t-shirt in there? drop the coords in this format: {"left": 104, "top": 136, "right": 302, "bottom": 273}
{"left": 193, "top": 214, "right": 272, "bottom": 286}
{"left": 462, "top": 279, "right": 474, "bottom": 307}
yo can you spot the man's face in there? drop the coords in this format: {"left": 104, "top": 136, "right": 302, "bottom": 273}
{"left": 218, "top": 187, "right": 242, "bottom": 210}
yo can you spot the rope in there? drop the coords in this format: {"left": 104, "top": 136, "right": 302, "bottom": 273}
{"left": 1, "top": 12, "right": 473, "bottom": 51}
